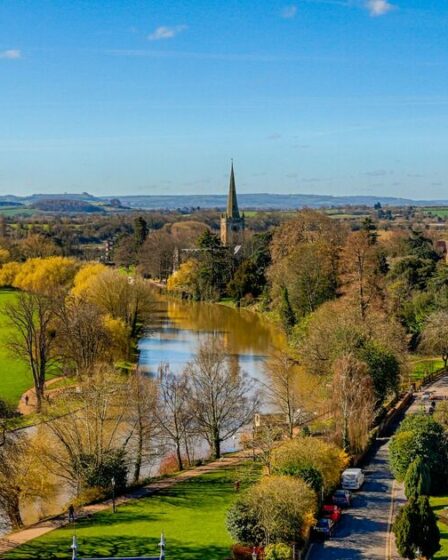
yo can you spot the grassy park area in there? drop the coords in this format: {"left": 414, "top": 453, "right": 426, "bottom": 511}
{"left": 0, "top": 289, "right": 33, "bottom": 406}
{"left": 431, "top": 496, "right": 448, "bottom": 559}
{"left": 5, "top": 465, "right": 259, "bottom": 560}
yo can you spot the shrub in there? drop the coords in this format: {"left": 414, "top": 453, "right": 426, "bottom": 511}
{"left": 228, "top": 476, "right": 317, "bottom": 547}
{"left": 265, "top": 544, "right": 291, "bottom": 560}
{"left": 273, "top": 464, "right": 323, "bottom": 494}
{"left": 79, "top": 448, "right": 128, "bottom": 490}
{"left": 271, "top": 437, "right": 348, "bottom": 491}
{"left": 231, "top": 545, "right": 264, "bottom": 560}
{"left": 227, "top": 501, "right": 265, "bottom": 546}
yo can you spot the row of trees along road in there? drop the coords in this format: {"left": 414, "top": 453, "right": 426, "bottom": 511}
{"left": 391, "top": 413, "right": 446, "bottom": 559}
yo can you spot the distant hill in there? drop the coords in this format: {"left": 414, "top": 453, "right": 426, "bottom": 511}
{"left": 2, "top": 192, "right": 448, "bottom": 212}
{"left": 31, "top": 199, "right": 104, "bottom": 213}
{"left": 98, "top": 193, "right": 448, "bottom": 211}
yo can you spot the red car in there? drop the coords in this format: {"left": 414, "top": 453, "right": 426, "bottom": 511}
{"left": 322, "top": 504, "right": 342, "bottom": 523}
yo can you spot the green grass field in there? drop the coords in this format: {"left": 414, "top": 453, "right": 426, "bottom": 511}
{"left": 431, "top": 496, "right": 448, "bottom": 559}
{"left": 410, "top": 357, "right": 445, "bottom": 381}
{"left": 424, "top": 207, "right": 448, "bottom": 219}
{"left": 0, "top": 289, "right": 33, "bottom": 405}
{"left": 5, "top": 465, "right": 259, "bottom": 560}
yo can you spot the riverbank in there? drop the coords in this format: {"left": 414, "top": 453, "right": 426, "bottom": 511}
{"left": 1, "top": 455, "right": 258, "bottom": 559}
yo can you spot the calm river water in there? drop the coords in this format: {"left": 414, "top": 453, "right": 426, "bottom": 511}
{"left": 139, "top": 295, "right": 286, "bottom": 382}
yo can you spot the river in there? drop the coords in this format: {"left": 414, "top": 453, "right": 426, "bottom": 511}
{"left": 139, "top": 295, "right": 287, "bottom": 382}
{"left": 1, "top": 295, "right": 287, "bottom": 537}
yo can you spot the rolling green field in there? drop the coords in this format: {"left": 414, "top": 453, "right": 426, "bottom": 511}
{"left": 0, "top": 289, "right": 33, "bottom": 405}
{"left": 424, "top": 207, "right": 448, "bottom": 219}
{"left": 5, "top": 465, "right": 259, "bottom": 560}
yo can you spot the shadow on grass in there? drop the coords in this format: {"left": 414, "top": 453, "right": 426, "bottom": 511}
{"left": 5, "top": 536, "right": 231, "bottom": 560}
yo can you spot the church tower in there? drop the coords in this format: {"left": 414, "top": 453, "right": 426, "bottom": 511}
{"left": 220, "top": 162, "right": 245, "bottom": 247}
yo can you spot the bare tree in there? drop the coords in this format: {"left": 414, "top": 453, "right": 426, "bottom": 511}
{"left": 127, "top": 371, "right": 160, "bottom": 483}
{"left": 54, "top": 296, "right": 112, "bottom": 377}
{"left": 420, "top": 310, "right": 448, "bottom": 369}
{"left": 0, "top": 432, "right": 52, "bottom": 529}
{"left": 264, "top": 352, "right": 300, "bottom": 439}
{"left": 5, "top": 292, "right": 58, "bottom": 412}
{"left": 42, "top": 365, "right": 131, "bottom": 491}
{"left": 156, "top": 364, "right": 194, "bottom": 471}
{"left": 186, "top": 337, "right": 259, "bottom": 459}
{"left": 332, "top": 353, "right": 376, "bottom": 453}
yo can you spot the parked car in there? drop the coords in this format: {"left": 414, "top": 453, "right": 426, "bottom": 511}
{"left": 341, "top": 468, "right": 365, "bottom": 490}
{"left": 322, "top": 504, "right": 342, "bottom": 523}
{"left": 313, "top": 518, "right": 335, "bottom": 540}
{"left": 422, "top": 391, "right": 432, "bottom": 401}
{"left": 332, "top": 489, "right": 352, "bottom": 507}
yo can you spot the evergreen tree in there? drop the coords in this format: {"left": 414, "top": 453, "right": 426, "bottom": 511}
{"left": 417, "top": 495, "right": 440, "bottom": 559}
{"left": 394, "top": 497, "right": 440, "bottom": 559}
{"left": 279, "top": 287, "right": 296, "bottom": 333}
{"left": 134, "top": 216, "right": 149, "bottom": 249}
{"left": 404, "top": 457, "right": 431, "bottom": 499}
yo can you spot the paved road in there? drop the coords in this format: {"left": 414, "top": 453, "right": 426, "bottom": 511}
{"left": 308, "top": 376, "right": 448, "bottom": 560}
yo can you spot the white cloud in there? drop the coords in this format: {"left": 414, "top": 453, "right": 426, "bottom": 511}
{"left": 281, "top": 5, "right": 298, "bottom": 18}
{"left": 148, "top": 25, "right": 187, "bottom": 41}
{"left": 0, "top": 49, "right": 21, "bottom": 59}
{"left": 366, "top": 0, "right": 395, "bottom": 16}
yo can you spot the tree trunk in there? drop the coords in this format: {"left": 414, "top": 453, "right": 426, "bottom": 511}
{"left": 133, "top": 434, "right": 143, "bottom": 484}
{"left": 7, "top": 494, "right": 23, "bottom": 530}
{"left": 176, "top": 442, "right": 184, "bottom": 471}
{"left": 213, "top": 435, "right": 221, "bottom": 460}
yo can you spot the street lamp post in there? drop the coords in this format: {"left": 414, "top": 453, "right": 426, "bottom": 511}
{"left": 111, "top": 476, "right": 116, "bottom": 513}
{"left": 159, "top": 532, "right": 166, "bottom": 560}
{"left": 71, "top": 535, "right": 78, "bottom": 560}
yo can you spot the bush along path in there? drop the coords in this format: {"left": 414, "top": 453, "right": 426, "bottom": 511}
{"left": 0, "top": 453, "right": 250, "bottom": 557}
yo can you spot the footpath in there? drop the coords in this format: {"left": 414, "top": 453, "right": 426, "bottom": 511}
{"left": 0, "top": 454, "right": 246, "bottom": 556}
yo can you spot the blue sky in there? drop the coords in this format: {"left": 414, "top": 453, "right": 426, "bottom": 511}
{"left": 0, "top": 0, "right": 447, "bottom": 199}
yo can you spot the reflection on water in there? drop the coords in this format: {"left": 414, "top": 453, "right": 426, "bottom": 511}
{"left": 138, "top": 296, "right": 286, "bottom": 383}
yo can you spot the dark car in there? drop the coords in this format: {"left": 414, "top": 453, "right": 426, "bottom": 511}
{"left": 313, "top": 518, "right": 335, "bottom": 540}
{"left": 332, "top": 489, "right": 352, "bottom": 507}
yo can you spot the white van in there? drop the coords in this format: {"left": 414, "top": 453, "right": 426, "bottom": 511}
{"left": 341, "top": 468, "right": 365, "bottom": 490}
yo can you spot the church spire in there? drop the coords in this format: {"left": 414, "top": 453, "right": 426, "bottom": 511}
{"left": 226, "top": 161, "right": 240, "bottom": 219}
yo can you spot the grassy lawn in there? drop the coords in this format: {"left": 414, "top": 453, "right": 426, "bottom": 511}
{"left": 431, "top": 496, "right": 448, "bottom": 559}
{"left": 409, "top": 357, "right": 444, "bottom": 381}
{"left": 0, "top": 289, "right": 33, "bottom": 405}
{"left": 5, "top": 464, "right": 259, "bottom": 560}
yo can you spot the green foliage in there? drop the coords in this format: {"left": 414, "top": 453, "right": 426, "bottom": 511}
{"left": 134, "top": 216, "right": 148, "bottom": 248}
{"left": 265, "top": 543, "right": 291, "bottom": 560}
{"left": 279, "top": 287, "right": 296, "bottom": 333}
{"left": 79, "top": 449, "right": 128, "bottom": 490}
{"left": 404, "top": 457, "right": 431, "bottom": 499}
{"left": 359, "top": 341, "right": 400, "bottom": 401}
{"left": 273, "top": 464, "right": 323, "bottom": 494}
{"left": 393, "top": 497, "right": 440, "bottom": 559}
{"left": 226, "top": 501, "right": 265, "bottom": 546}
{"left": 389, "top": 414, "right": 448, "bottom": 493}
